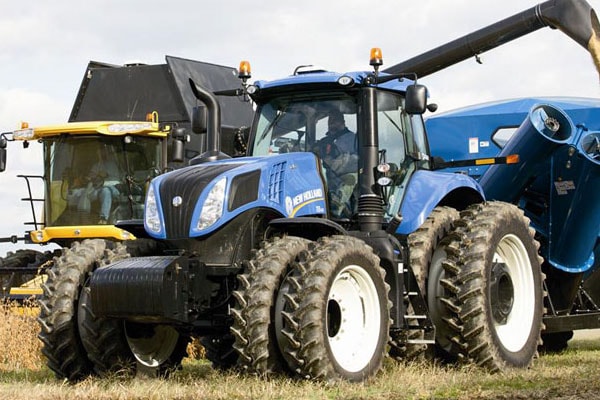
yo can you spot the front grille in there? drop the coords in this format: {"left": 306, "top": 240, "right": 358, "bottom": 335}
{"left": 159, "top": 164, "right": 237, "bottom": 238}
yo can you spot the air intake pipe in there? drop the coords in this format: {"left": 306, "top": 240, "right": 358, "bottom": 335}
{"left": 384, "top": 0, "right": 600, "bottom": 78}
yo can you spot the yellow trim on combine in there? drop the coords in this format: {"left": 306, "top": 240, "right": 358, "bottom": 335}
{"left": 12, "top": 119, "right": 170, "bottom": 140}
{"left": 29, "top": 225, "right": 137, "bottom": 243}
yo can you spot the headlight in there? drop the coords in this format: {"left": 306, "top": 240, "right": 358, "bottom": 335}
{"left": 197, "top": 177, "right": 227, "bottom": 230}
{"left": 145, "top": 185, "right": 162, "bottom": 233}
{"left": 12, "top": 128, "right": 35, "bottom": 140}
{"left": 108, "top": 122, "right": 153, "bottom": 133}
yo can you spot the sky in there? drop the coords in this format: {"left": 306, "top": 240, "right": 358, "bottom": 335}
{"left": 1, "top": 0, "right": 599, "bottom": 254}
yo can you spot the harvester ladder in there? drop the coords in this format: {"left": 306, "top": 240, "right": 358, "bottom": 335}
{"left": 17, "top": 174, "right": 45, "bottom": 231}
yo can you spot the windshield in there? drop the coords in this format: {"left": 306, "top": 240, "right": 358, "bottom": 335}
{"left": 44, "top": 135, "right": 163, "bottom": 226}
{"left": 252, "top": 95, "right": 358, "bottom": 156}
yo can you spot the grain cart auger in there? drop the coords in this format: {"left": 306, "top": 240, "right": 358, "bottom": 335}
{"left": 59, "top": 0, "right": 597, "bottom": 383}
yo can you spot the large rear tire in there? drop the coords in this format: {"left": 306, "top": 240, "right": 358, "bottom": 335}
{"left": 280, "top": 236, "right": 390, "bottom": 382}
{"left": 397, "top": 206, "right": 459, "bottom": 359}
{"left": 230, "top": 235, "right": 310, "bottom": 375}
{"left": 437, "top": 202, "right": 544, "bottom": 371}
{"left": 37, "top": 239, "right": 116, "bottom": 381}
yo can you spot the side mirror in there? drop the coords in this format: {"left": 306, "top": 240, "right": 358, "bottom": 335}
{"left": 192, "top": 106, "right": 208, "bottom": 134}
{"left": 171, "top": 127, "right": 188, "bottom": 163}
{"left": 405, "top": 84, "right": 427, "bottom": 115}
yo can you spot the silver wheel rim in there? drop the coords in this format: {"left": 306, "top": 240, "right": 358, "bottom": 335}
{"left": 327, "top": 265, "right": 381, "bottom": 372}
{"left": 493, "top": 234, "right": 535, "bottom": 352}
{"left": 125, "top": 324, "right": 180, "bottom": 367}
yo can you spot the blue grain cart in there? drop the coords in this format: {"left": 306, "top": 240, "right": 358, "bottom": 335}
{"left": 427, "top": 97, "right": 600, "bottom": 350}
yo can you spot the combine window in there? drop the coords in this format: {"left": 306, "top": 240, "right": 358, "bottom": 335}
{"left": 44, "top": 135, "right": 162, "bottom": 226}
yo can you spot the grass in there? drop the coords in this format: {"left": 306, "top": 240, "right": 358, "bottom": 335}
{"left": 2, "top": 300, "right": 600, "bottom": 399}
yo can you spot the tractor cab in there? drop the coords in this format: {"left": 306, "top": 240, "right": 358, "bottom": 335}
{"left": 247, "top": 66, "right": 431, "bottom": 224}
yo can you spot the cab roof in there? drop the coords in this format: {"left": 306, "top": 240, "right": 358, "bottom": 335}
{"left": 253, "top": 70, "right": 415, "bottom": 94}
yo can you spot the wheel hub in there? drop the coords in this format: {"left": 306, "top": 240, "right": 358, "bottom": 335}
{"left": 490, "top": 261, "right": 514, "bottom": 325}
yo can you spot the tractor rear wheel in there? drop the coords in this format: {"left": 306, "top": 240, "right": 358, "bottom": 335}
{"left": 280, "top": 235, "right": 390, "bottom": 382}
{"left": 230, "top": 235, "right": 310, "bottom": 375}
{"left": 38, "top": 239, "right": 116, "bottom": 381}
{"left": 437, "top": 202, "right": 544, "bottom": 371}
{"left": 398, "top": 206, "right": 459, "bottom": 359}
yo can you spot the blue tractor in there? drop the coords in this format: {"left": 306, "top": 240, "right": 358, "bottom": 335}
{"left": 38, "top": 0, "right": 600, "bottom": 382}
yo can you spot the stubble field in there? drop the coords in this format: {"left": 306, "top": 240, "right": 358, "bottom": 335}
{"left": 2, "top": 300, "right": 600, "bottom": 400}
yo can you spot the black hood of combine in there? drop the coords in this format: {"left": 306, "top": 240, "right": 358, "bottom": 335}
{"left": 159, "top": 164, "right": 238, "bottom": 238}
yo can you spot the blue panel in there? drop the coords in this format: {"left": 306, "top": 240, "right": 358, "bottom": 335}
{"left": 426, "top": 97, "right": 600, "bottom": 177}
{"left": 396, "top": 170, "right": 484, "bottom": 235}
{"left": 185, "top": 153, "right": 326, "bottom": 237}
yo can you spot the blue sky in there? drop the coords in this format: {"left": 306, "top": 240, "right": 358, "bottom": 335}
{"left": 1, "top": 0, "right": 599, "bottom": 254}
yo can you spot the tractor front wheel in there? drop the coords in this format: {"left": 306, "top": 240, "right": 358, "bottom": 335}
{"left": 77, "top": 240, "right": 135, "bottom": 378}
{"left": 280, "top": 235, "right": 390, "bottom": 381}
{"left": 230, "top": 235, "right": 310, "bottom": 375}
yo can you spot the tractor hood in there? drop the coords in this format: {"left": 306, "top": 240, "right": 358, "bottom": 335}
{"left": 144, "top": 153, "right": 327, "bottom": 239}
